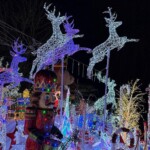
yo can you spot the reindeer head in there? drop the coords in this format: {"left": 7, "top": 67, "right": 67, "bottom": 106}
{"left": 108, "top": 79, "right": 116, "bottom": 89}
{"left": 10, "top": 39, "right": 27, "bottom": 63}
{"left": 104, "top": 7, "right": 122, "bottom": 29}
{"left": 63, "top": 16, "right": 79, "bottom": 36}
{"left": 44, "top": 3, "right": 66, "bottom": 25}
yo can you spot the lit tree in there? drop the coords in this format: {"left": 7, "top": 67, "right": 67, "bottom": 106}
{"left": 117, "top": 79, "right": 145, "bottom": 130}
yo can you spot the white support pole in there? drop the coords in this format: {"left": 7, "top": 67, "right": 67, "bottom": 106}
{"left": 103, "top": 49, "right": 111, "bottom": 131}
{"left": 146, "top": 84, "right": 150, "bottom": 148}
{"left": 60, "top": 58, "right": 64, "bottom": 119}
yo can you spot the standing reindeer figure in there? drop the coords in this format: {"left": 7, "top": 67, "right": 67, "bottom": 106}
{"left": 94, "top": 71, "right": 117, "bottom": 114}
{"left": 36, "top": 16, "right": 91, "bottom": 71}
{"left": 0, "top": 40, "right": 33, "bottom": 100}
{"left": 30, "top": 3, "right": 84, "bottom": 78}
{"left": 87, "top": 7, "right": 139, "bottom": 78}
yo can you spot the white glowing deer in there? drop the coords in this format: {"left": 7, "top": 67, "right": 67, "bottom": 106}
{"left": 87, "top": 7, "right": 139, "bottom": 78}
{"left": 36, "top": 16, "right": 91, "bottom": 71}
{"left": 30, "top": 3, "right": 84, "bottom": 78}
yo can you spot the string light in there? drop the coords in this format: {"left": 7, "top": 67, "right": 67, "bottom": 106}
{"left": 46, "top": 88, "right": 50, "bottom": 92}
{"left": 53, "top": 78, "right": 57, "bottom": 82}
{"left": 42, "top": 110, "right": 47, "bottom": 115}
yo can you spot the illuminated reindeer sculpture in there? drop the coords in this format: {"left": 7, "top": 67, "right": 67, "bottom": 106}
{"left": 36, "top": 17, "right": 91, "bottom": 71}
{"left": 0, "top": 40, "right": 33, "bottom": 94}
{"left": 87, "top": 7, "right": 139, "bottom": 78}
{"left": 94, "top": 71, "right": 117, "bottom": 114}
{"left": 30, "top": 3, "right": 84, "bottom": 78}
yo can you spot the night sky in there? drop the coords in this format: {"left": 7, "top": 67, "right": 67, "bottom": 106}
{"left": 0, "top": 0, "right": 150, "bottom": 126}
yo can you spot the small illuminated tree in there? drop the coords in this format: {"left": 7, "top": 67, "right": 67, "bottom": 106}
{"left": 117, "top": 79, "right": 145, "bottom": 131}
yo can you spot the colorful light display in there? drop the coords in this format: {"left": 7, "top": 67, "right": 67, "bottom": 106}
{"left": 0, "top": 3, "right": 144, "bottom": 149}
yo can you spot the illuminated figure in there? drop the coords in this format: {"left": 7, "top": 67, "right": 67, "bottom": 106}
{"left": 87, "top": 7, "right": 139, "bottom": 79}
{"left": 0, "top": 39, "right": 33, "bottom": 90}
{"left": 36, "top": 17, "right": 91, "bottom": 72}
{"left": 94, "top": 71, "right": 117, "bottom": 114}
{"left": 30, "top": 3, "right": 85, "bottom": 78}
{"left": 24, "top": 70, "right": 63, "bottom": 150}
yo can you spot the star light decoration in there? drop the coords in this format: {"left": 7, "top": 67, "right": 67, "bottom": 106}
{"left": 87, "top": 7, "right": 139, "bottom": 79}
{"left": 94, "top": 71, "right": 117, "bottom": 113}
{"left": 30, "top": 3, "right": 91, "bottom": 78}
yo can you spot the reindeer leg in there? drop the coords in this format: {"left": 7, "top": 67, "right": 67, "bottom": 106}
{"left": 35, "top": 61, "right": 44, "bottom": 74}
{"left": 31, "top": 60, "right": 44, "bottom": 78}
{"left": 21, "top": 77, "right": 34, "bottom": 84}
{"left": 30, "top": 58, "right": 38, "bottom": 78}
{"left": 87, "top": 57, "right": 97, "bottom": 79}
{"left": 38, "top": 63, "right": 46, "bottom": 72}
{"left": 79, "top": 47, "right": 92, "bottom": 53}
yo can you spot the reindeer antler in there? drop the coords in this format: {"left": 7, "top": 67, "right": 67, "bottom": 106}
{"left": 63, "top": 15, "right": 74, "bottom": 29}
{"left": 11, "top": 39, "right": 26, "bottom": 55}
{"left": 44, "top": 3, "right": 66, "bottom": 23}
{"left": 103, "top": 7, "right": 117, "bottom": 23}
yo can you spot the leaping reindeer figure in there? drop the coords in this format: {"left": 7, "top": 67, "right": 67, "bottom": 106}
{"left": 36, "top": 17, "right": 91, "bottom": 72}
{"left": 30, "top": 3, "right": 84, "bottom": 78}
{"left": 87, "top": 7, "right": 139, "bottom": 78}
{"left": 94, "top": 72, "right": 117, "bottom": 114}
{"left": 0, "top": 40, "right": 33, "bottom": 94}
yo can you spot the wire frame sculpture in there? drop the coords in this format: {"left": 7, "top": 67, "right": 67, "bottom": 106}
{"left": 30, "top": 3, "right": 90, "bottom": 78}
{"left": 87, "top": 7, "right": 139, "bottom": 79}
